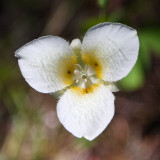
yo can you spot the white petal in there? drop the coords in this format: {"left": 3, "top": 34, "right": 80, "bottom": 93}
{"left": 57, "top": 84, "right": 115, "bottom": 140}
{"left": 70, "top": 38, "right": 81, "bottom": 51}
{"left": 81, "top": 22, "right": 139, "bottom": 82}
{"left": 15, "top": 36, "right": 77, "bottom": 93}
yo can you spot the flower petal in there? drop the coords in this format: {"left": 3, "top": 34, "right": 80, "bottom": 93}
{"left": 57, "top": 84, "right": 115, "bottom": 140}
{"left": 81, "top": 22, "right": 139, "bottom": 82}
{"left": 15, "top": 36, "right": 77, "bottom": 93}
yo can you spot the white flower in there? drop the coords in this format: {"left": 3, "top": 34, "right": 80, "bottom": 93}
{"left": 15, "top": 22, "right": 139, "bottom": 141}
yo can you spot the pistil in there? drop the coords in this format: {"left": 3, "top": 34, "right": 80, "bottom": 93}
{"left": 74, "top": 64, "right": 95, "bottom": 89}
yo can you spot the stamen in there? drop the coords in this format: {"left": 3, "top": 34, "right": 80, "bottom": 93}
{"left": 84, "top": 79, "right": 88, "bottom": 83}
{"left": 74, "top": 70, "right": 80, "bottom": 75}
{"left": 85, "top": 65, "right": 88, "bottom": 73}
{"left": 75, "top": 64, "right": 83, "bottom": 72}
{"left": 73, "top": 64, "right": 96, "bottom": 89}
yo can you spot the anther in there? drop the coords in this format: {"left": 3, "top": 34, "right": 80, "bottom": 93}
{"left": 84, "top": 79, "right": 88, "bottom": 83}
{"left": 74, "top": 70, "right": 80, "bottom": 75}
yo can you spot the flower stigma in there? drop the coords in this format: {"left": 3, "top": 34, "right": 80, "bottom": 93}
{"left": 74, "top": 64, "right": 95, "bottom": 89}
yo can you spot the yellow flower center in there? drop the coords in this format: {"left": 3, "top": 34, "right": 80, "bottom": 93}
{"left": 58, "top": 55, "right": 77, "bottom": 86}
{"left": 71, "top": 83, "right": 99, "bottom": 96}
{"left": 82, "top": 52, "right": 103, "bottom": 79}
{"left": 58, "top": 51, "right": 103, "bottom": 95}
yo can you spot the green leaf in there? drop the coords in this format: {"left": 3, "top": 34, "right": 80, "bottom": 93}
{"left": 119, "top": 57, "right": 145, "bottom": 91}
{"left": 97, "top": 0, "right": 108, "bottom": 8}
{"left": 80, "top": 17, "right": 106, "bottom": 34}
{"left": 107, "top": 9, "right": 124, "bottom": 22}
{"left": 139, "top": 35, "right": 151, "bottom": 69}
{"left": 139, "top": 27, "right": 160, "bottom": 56}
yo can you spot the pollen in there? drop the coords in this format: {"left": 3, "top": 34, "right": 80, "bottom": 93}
{"left": 82, "top": 52, "right": 103, "bottom": 79}
{"left": 58, "top": 55, "right": 77, "bottom": 85}
{"left": 71, "top": 83, "right": 99, "bottom": 96}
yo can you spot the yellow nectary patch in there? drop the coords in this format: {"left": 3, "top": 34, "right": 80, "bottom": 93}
{"left": 58, "top": 56, "right": 77, "bottom": 85}
{"left": 82, "top": 52, "right": 103, "bottom": 79}
{"left": 71, "top": 84, "right": 99, "bottom": 96}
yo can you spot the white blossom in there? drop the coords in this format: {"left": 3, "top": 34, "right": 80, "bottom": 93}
{"left": 15, "top": 22, "right": 139, "bottom": 141}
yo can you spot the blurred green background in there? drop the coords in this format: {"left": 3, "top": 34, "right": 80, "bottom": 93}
{"left": 0, "top": 0, "right": 160, "bottom": 159}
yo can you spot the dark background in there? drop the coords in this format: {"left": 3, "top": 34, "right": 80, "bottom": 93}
{"left": 0, "top": 0, "right": 160, "bottom": 159}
